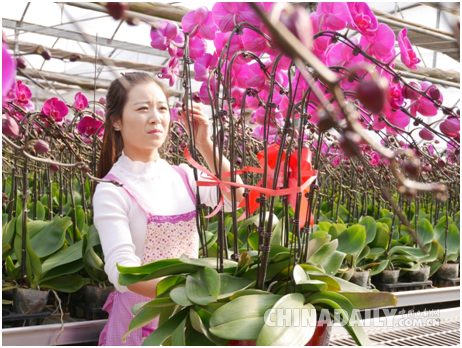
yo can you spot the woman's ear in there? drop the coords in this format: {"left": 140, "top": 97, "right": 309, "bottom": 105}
{"left": 113, "top": 120, "right": 121, "bottom": 129}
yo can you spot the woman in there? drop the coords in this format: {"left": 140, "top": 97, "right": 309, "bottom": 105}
{"left": 92, "top": 72, "right": 244, "bottom": 345}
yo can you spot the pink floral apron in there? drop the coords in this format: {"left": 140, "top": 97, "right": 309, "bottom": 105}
{"left": 98, "top": 165, "right": 198, "bottom": 346}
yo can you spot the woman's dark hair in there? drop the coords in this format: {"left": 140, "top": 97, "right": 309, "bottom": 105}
{"left": 91, "top": 72, "right": 171, "bottom": 200}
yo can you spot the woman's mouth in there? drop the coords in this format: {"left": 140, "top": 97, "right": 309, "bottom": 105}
{"left": 148, "top": 129, "right": 162, "bottom": 134}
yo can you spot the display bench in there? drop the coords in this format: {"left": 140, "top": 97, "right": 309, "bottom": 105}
{"left": 2, "top": 286, "right": 460, "bottom": 346}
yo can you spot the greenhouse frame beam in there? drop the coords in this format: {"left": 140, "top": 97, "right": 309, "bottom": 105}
{"left": 2, "top": 19, "right": 170, "bottom": 58}
{"left": 18, "top": 68, "right": 183, "bottom": 96}
{"left": 371, "top": 7, "right": 460, "bottom": 62}
{"left": 419, "top": 2, "right": 460, "bottom": 16}
{"left": 7, "top": 40, "right": 164, "bottom": 72}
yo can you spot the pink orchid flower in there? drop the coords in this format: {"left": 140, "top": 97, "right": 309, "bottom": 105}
{"left": 199, "top": 76, "right": 219, "bottom": 105}
{"left": 14, "top": 80, "right": 32, "bottom": 106}
{"left": 246, "top": 61, "right": 288, "bottom": 95}
{"left": 158, "top": 56, "right": 179, "bottom": 87}
{"left": 398, "top": 28, "right": 420, "bottom": 70}
{"left": 77, "top": 115, "right": 104, "bottom": 138}
{"left": 419, "top": 128, "right": 434, "bottom": 141}
{"left": 182, "top": 7, "right": 217, "bottom": 40}
{"left": 41, "top": 97, "right": 69, "bottom": 124}
{"left": 402, "top": 81, "right": 422, "bottom": 100}
{"left": 3, "top": 43, "right": 16, "bottom": 99}
{"left": 214, "top": 31, "right": 250, "bottom": 65}
{"left": 369, "top": 151, "right": 380, "bottom": 166}
{"left": 326, "top": 37, "right": 364, "bottom": 69}
{"left": 150, "top": 21, "right": 185, "bottom": 57}
{"left": 211, "top": 2, "right": 264, "bottom": 33}
{"left": 194, "top": 53, "right": 218, "bottom": 82}
{"left": 440, "top": 117, "right": 460, "bottom": 138}
{"left": 73, "top": 92, "right": 88, "bottom": 111}
{"left": 347, "top": 2, "right": 378, "bottom": 37}
{"left": 95, "top": 108, "right": 105, "bottom": 118}
{"left": 187, "top": 36, "right": 207, "bottom": 61}
{"left": 387, "top": 83, "right": 405, "bottom": 110}
{"left": 410, "top": 82, "right": 440, "bottom": 117}
{"left": 360, "top": 23, "right": 395, "bottom": 61}
{"left": 315, "top": 2, "right": 351, "bottom": 31}
{"left": 253, "top": 106, "right": 284, "bottom": 127}
{"left": 252, "top": 125, "right": 277, "bottom": 144}
{"left": 170, "top": 102, "right": 182, "bottom": 122}
{"left": 373, "top": 109, "right": 410, "bottom": 136}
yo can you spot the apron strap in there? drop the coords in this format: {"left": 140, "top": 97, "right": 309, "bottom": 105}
{"left": 171, "top": 165, "right": 196, "bottom": 205}
{"left": 103, "top": 173, "right": 153, "bottom": 218}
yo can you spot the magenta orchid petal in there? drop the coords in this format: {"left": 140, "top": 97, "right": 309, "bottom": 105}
{"left": 14, "top": 80, "right": 32, "bottom": 105}
{"left": 388, "top": 109, "right": 410, "bottom": 129}
{"left": 398, "top": 28, "right": 420, "bottom": 70}
{"left": 440, "top": 117, "right": 460, "bottom": 138}
{"left": 317, "top": 2, "right": 351, "bottom": 31}
{"left": 73, "top": 92, "right": 88, "bottom": 111}
{"left": 41, "top": 97, "right": 69, "bottom": 123}
{"left": 76, "top": 116, "right": 104, "bottom": 137}
{"left": 194, "top": 53, "right": 217, "bottom": 82}
{"left": 402, "top": 81, "right": 421, "bottom": 100}
{"left": 2, "top": 43, "right": 16, "bottom": 98}
{"left": 413, "top": 97, "right": 438, "bottom": 117}
{"left": 242, "top": 28, "right": 267, "bottom": 55}
{"left": 387, "top": 84, "right": 404, "bottom": 110}
{"left": 347, "top": 2, "right": 378, "bottom": 37}
{"left": 188, "top": 36, "right": 207, "bottom": 61}
{"left": 165, "top": 21, "right": 179, "bottom": 40}
{"left": 183, "top": 7, "right": 217, "bottom": 40}
{"left": 361, "top": 23, "right": 395, "bottom": 60}
{"left": 212, "top": 2, "right": 264, "bottom": 33}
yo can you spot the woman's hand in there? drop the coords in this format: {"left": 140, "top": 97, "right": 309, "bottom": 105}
{"left": 178, "top": 101, "right": 212, "bottom": 153}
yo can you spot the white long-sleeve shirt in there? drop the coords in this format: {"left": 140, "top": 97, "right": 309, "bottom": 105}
{"left": 93, "top": 149, "right": 234, "bottom": 292}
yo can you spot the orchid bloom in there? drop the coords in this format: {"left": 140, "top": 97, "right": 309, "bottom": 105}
{"left": 326, "top": 37, "right": 364, "bottom": 69}
{"left": 211, "top": 2, "right": 264, "bottom": 33}
{"left": 158, "top": 56, "right": 180, "bottom": 87}
{"left": 315, "top": 2, "right": 351, "bottom": 31}
{"left": 76, "top": 115, "right": 104, "bottom": 143}
{"left": 237, "top": 144, "right": 317, "bottom": 228}
{"left": 182, "top": 7, "right": 217, "bottom": 40}
{"left": 194, "top": 53, "right": 218, "bottom": 82}
{"left": 199, "top": 76, "right": 218, "bottom": 105}
{"left": 373, "top": 109, "right": 410, "bottom": 136}
{"left": 2, "top": 43, "right": 16, "bottom": 98}
{"left": 347, "top": 2, "right": 378, "bottom": 37}
{"left": 214, "top": 31, "right": 250, "bottom": 65}
{"left": 14, "top": 80, "right": 32, "bottom": 105}
{"left": 41, "top": 97, "right": 69, "bottom": 124}
{"left": 360, "top": 23, "right": 396, "bottom": 61}
{"left": 73, "top": 92, "right": 88, "bottom": 111}
{"left": 398, "top": 28, "right": 420, "bottom": 70}
{"left": 387, "top": 83, "right": 405, "bottom": 110}
{"left": 150, "top": 21, "right": 185, "bottom": 57}
{"left": 410, "top": 82, "right": 440, "bottom": 117}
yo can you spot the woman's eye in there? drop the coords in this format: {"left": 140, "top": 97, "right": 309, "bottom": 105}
{"left": 138, "top": 107, "right": 148, "bottom": 111}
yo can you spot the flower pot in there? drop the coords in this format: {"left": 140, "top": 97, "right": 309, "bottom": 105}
{"left": 12, "top": 288, "right": 50, "bottom": 315}
{"left": 436, "top": 262, "right": 459, "bottom": 280}
{"left": 47, "top": 290, "right": 71, "bottom": 312}
{"left": 3, "top": 288, "right": 14, "bottom": 301}
{"left": 349, "top": 271, "right": 369, "bottom": 288}
{"left": 407, "top": 265, "right": 430, "bottom": 282}
{"left": 373, "top": 268, "right": 401, "bottom": 284}
{"left": 69, "top": 286, "right": 86, "bottom": 319}
{"left": 84, "top": 284, "right": 115, "bottom": 308}
{"left": 228, "top": 320, "right": 332, "bottom": 346}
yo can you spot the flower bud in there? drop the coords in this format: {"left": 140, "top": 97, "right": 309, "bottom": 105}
{"left": 402, "top": 81, "right": 421, "bottom": 100}
{"left": 192, "top": 92, "right": 201, "bottom": 104}
{"left": 99, "top": 96, "right": 107, "bottom": 105}
{"left": 428, "top": 86, "right": 441, "bottom": 101}
{"left": 79, "top": 163, "right": 90, "bottom": 173}
{"left": 356, "top": 78, "right": 387, "bottom": 114}
{"left": 357, "top": 166, "right": 364, "bottom": 173}
{"left": 235, "top": 157, "right": 242, "bottom": 165}
{"left": 41, "top": 49, "right": 52, "bottom": 60}
{"left": 34, "top": 139, "right": 50, "bottom": 153}
{"left": 17, "top": 56, "right": 27, "bottom": 69}
{"left": 403, "top": 157, "right": 420, "bottom": 179}
{"left": 419, "top": 128, "right": 434, "bottom": 141}
{"left": 126, "top": 16, "right": 140, "bottom": 26}
{"left": 2, "top": 115, "right": 19, "bottom": 138}
{"left": 48, "top": 164, "right": 60, "bottom": 172}
{"left": 106, "top": 2, "right": 129, "bottom": 20}
{"left": 423, "top": 164, "right": 432, "bottom": 172}
{"left": 69, "top": 53, "right": 82, "bottom": 62}
{"left": 339, "top": 131, "right": 361, "bottom": 158}
{"left": 439, "top": 117, "right": 460, "bottom": 138}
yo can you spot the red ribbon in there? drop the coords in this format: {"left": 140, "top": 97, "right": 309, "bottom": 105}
{"left": 184, "top": 147, "right": 317, "bottom": 221}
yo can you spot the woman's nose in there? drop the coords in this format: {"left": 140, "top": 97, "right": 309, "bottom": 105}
{"left": 149, "top": 110, "right": 162, "bottom": 124}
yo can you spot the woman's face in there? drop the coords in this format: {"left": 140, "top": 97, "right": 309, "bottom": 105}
{"left": 115, "top": 82, "right": 170, "bottom": 158}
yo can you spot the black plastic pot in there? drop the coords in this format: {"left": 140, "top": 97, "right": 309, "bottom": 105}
{"left": 12, "top": 288, "right": 50, "bottom": 314}
{"left": 349, "top": 271, "right": 369, "bottom": 287}
{"left": 373, "top": 268, "right": 401, "bottom": 284}
{"left": 84, "top": 284, "right": 115, "bottom": 308}
{"left": 436, "top": 262, "right": 459, "bottom": 280}
{"left": 406, "top": 265, "right": 430, "bottom": 282}
{"left": 3, "top": 288, "right": 14, "bottom": 301}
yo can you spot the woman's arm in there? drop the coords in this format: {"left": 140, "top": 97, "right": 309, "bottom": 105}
{"left": 127, "top": 277, "right": 167, "bottom": 298}
{"left": 179, "top": 103, "right": 245, "bottom": 204}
